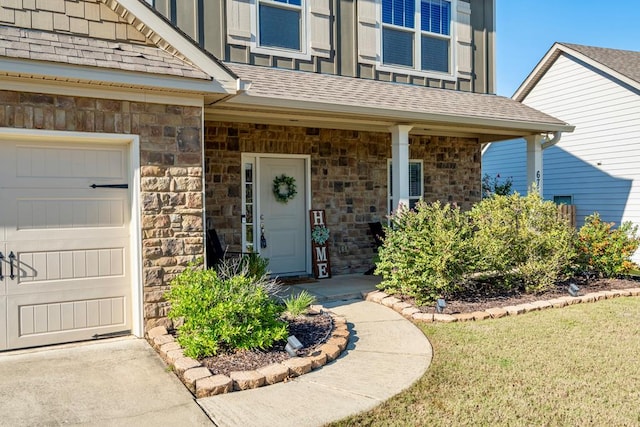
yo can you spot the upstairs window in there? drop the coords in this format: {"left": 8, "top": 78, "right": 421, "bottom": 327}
{"left": 382, "top": 0, "right": 451, "bottom": 73}
{"left": 258, "top": 0, "right": 303, "bottom": 51}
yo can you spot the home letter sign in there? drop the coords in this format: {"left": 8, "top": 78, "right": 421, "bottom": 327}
{"left": 309, "top": 209, "right": 331, "bottom": 279}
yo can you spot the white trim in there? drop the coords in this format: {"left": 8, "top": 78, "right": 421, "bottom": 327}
{"left": 225, "top": 94, "right": 575, "bottom": 133}
{"left": 252, "top": 0, "right": 312, "bottom": 61}
{"left": 242, "top": 153, "right": 312, "bottom": 275}
{"left": 0, "top": 57, "right": 226, "bottom": 95}
{"left": 377, "top": 0, "right": 458, "bottom": 80}
{"left": 0, "top": 128, "right": 143, "bottom": 338}
{"left": 0, "top": 76, "right": 206, "bottom": 107}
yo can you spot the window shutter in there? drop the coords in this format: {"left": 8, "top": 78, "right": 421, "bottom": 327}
{"left": 456, "top": 0, "right": 472, "bottom": 75}
{"left": 309, "top": 0, "right": 332, "bottom": 57}
{"left": 227, "top": 0, "right": 253, "bottom": 46}
{"left": 357, "top": 0, "right": 379, "bottom": 64}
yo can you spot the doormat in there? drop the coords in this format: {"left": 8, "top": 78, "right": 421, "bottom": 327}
{"left": 277, "top": 276, "right": 319, "bottom": 286}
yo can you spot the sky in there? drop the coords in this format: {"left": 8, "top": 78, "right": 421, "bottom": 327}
{"left": 496, "top": 0, "right": 640, "bottom": 96}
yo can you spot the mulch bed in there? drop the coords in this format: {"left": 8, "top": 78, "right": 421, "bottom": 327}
{"left": 198, "top": 312, "right": 333, "bottom": 376}
{"left": 403, "top": 276, "right": 640, "bottom": 315}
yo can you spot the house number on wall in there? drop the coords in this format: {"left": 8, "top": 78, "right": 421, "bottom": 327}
{"left": 309, "top": 210, "right": 331, "bottom": 279}
{"left": 536, "top": 170, "right": 541, "bottom": 187}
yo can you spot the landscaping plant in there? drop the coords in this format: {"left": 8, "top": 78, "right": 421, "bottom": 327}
{"left": 166, "top": 260, "right": 287, "bottom": 359}
{"left": 376, "top": 190, "right": 577, "bottom": 300}
{"left": 481, "top": 173, "right": 513, "bottom": 198}
{"left": 469, "top": 190, "right": 576, "bottom": 293}
{"left": 576, "top": 213, "right": 640, "bottom": 277}
{"left": 282, "top": 290, "right": 316, "bottom": 318}
{"left": 375, "top": 201, "right": 476, "bottom": 304}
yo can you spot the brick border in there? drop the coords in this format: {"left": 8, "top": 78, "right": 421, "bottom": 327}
{"left": 363, "top": 288, "right": 640, "bottom": 323}
{"left": 146, "top": 307, "right": 349, "bottom": 397}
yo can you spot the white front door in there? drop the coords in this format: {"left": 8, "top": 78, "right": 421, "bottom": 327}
{"left": 0, "top": 139, "right": 132, "bottom": 351}
{"left": 257, "top": 157, "right": 308, "bottom": 276}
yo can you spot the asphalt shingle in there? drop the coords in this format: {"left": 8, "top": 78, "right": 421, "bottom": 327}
{"left": 225, "top": 62, "right": 569, "bottom": 126}
{"left": 0, "top": 24, "right": 211, "bottom": 80}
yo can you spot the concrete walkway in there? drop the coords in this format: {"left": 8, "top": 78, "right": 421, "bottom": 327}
{"left": 0, "top": 338, "right": 212, "bottom": 426}
{"left": 197, "top": 299, "right": 433, "bottom": 427}
{"left": 285, "top": 274, "right": 381, "bottom": 302}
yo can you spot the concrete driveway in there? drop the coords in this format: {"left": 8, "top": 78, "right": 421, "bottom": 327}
{"left": 0, "top": 337, "right": 212, "bottom": 426}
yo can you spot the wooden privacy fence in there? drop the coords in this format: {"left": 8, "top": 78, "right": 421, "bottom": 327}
{"left": 557, "top": 204, "right": 576, "bottom": 228}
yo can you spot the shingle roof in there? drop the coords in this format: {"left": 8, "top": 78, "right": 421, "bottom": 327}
{"left": 0, "top": 25, "right": 210, "bottom": 80}
{"left": 225, "top": 62, "right": 569, "bottom": 128}
{"left": 559, "top": 43, "right": 640, "bottom": 86}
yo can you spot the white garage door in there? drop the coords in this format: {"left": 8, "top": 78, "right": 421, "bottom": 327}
{"left": 0, "top": 139, "right": 132, "bottom": 351}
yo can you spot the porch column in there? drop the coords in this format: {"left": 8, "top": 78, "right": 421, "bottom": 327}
{"left": 525, "top": 134, "right": 543, "bottom": 194}
{"left": 390, "top": 124, "right": 413, "bottom": 210}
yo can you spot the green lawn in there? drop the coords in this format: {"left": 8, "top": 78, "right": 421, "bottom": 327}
{"left": 332, "top": 298, "right": 640, "bottom": 426}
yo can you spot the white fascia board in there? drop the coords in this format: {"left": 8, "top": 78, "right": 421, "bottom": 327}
{"left": 0, "top": 75, "right": 206, "bottom": 107}
{"left": 115, "top": 0, "right": 238, "bottom": 94}
{"left": 0, "top": 57, "right": 226, "bottom": 95}
{"left": 224, "top": 94, "right": 575, "bottom": 134}
{"left": 512, "top": 42, "right": 562, "bottom": 102}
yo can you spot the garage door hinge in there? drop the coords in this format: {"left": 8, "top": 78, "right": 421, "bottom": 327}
{"left": 92, "top": 330, "right": 131, "bottom": 340}
{"left": 90, "top": 184, "right": 128, "bottom": 189}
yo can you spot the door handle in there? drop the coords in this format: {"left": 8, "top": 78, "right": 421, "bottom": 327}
{"left": 0, "top": 252, "right": 4, "bottom": 280}
{"left": 8, "top": 251, "right": 15, "bottom": 280}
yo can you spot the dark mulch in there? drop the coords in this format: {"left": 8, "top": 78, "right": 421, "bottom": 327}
{"left": 199, "top": 312, "right": 333, "bottom": 376}
{"left": 402, "top": 276, "right": 640, "bottom": 315}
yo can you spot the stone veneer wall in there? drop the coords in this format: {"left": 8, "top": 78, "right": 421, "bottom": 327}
{"left": 204, "top": 121, "right": 481, "bottom": 275}
{"left": 0, "top": 90, "right": 204, "bottom": 331}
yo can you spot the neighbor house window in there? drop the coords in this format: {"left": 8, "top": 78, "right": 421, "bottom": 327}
{"left": 553, "top": 195, "right": 573, "bottom": 205}
{"left": 258, "top": 0, "right": 303, "bottom": 51}
{"left": 388, "top": 160, "right": 423, "bottom": 212}
{"left": 381, "top": 0, "right": 451, "bottom": 73}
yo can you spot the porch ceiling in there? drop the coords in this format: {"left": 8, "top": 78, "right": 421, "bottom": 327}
{"left": 205, "top": 63, "right": 575, "bottom": 143}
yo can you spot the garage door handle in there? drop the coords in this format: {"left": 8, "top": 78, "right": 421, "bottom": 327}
{"left": 90, "top": 184, "right": 128, "bottom": 189}
{"left": 8, "top": 251, "right": 15, "bottom": 280}
{"left": 0, "top": 252, "right": 3, "bottom": 280}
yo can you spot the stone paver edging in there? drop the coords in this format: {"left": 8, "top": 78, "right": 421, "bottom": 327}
{"left": 146, "top": 307, "right": 349, "bottom": 398}
{"left": 363, "top": 287, "right": 640, "bottom": 323}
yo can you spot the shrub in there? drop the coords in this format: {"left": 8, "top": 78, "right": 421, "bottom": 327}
{"left": 482, "top": 173, "right": 513, "bottom": 198}
{"left": 283, "top": 290, "right": 316, "bottom": 317}
{"left": 215, "top": 254, "right": 281, "bottom": 297}
{"left": 375, "top": 201, "right": 475, "bottom": 304}
{"left": 166, "top": 263, "right": 287, "bottom": 359}
{"left": 576, "top": 213, "right": 640, "bottom": 277}
{"left": 469, "top": 190, "right": 576, "bottom": 293}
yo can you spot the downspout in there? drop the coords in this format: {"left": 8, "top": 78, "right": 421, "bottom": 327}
{"left": 541, "top": 131, "right": 562, "bottom": 150}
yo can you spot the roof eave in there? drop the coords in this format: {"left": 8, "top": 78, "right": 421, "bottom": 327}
{"left": 514, "top": 42, "right": 640, "bottom": 102}
{"left": 109, "top": 0, "right": 238, "bottom": 94}
{"left": 222, "top": 94, "right": 575, "bottom": 135}
{"left": 0, "top": 57, "right": 228, "bottom": 95}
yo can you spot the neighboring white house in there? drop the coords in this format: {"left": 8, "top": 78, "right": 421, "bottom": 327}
{"left": 483, "top": 43, "right": 640, "bottom": 237}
